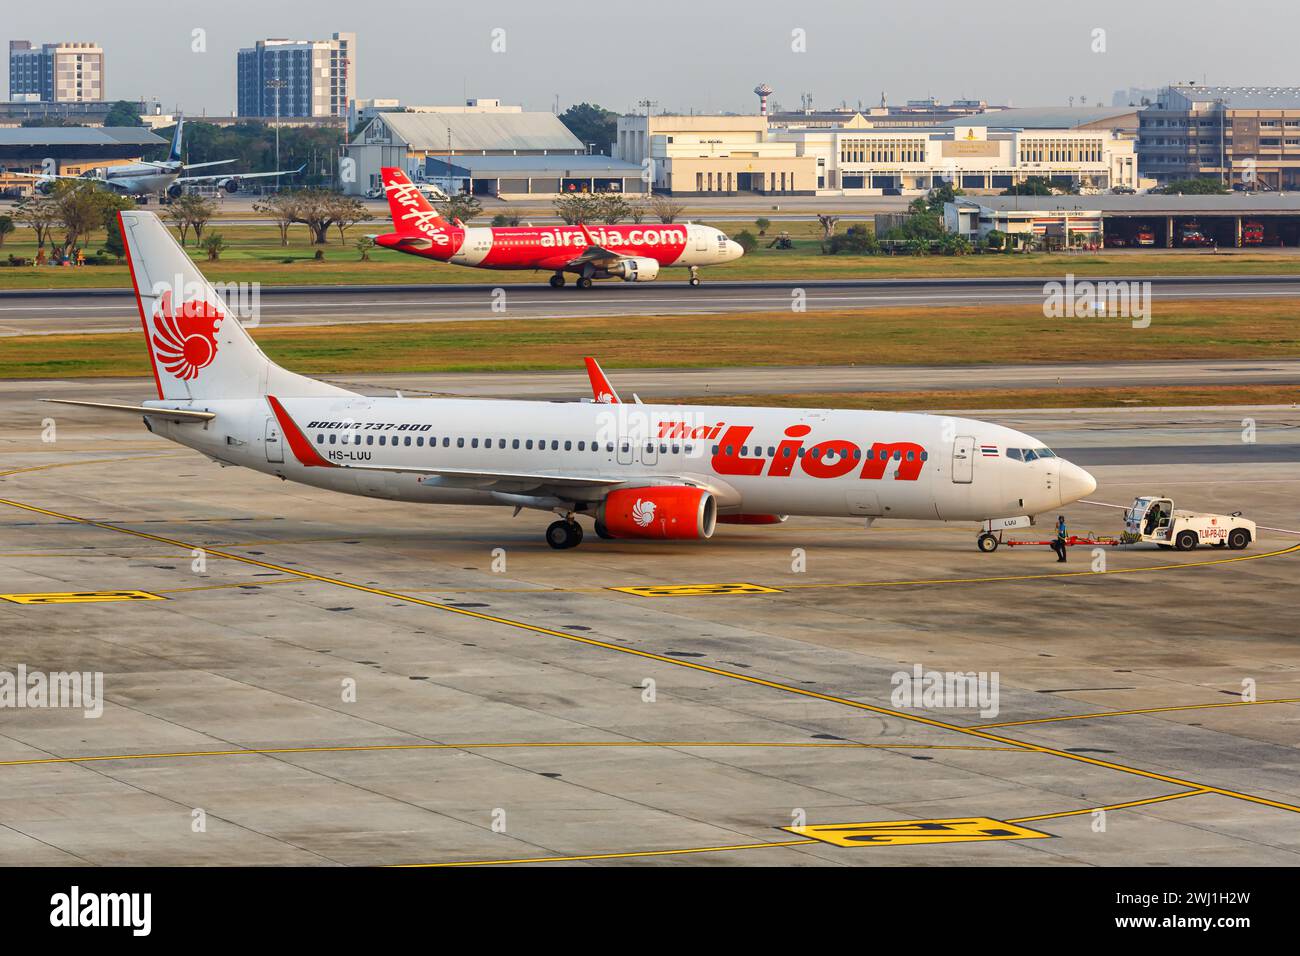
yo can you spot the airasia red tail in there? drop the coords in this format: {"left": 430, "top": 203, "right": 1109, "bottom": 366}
{"left": 373, "top": 167, "right": 743, "bottom": 288}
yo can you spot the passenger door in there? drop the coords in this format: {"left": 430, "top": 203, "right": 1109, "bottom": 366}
{"left": 264, "top": 417, "right": 284, "bottom": 463}
{"left": 952, "top": 435, "right": 974, "bottom": 483}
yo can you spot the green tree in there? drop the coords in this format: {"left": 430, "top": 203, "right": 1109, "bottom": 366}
{"left": 203, "top": 233, "right": 227, "bottom": 261}
{"left": 1002, "top": 176, "right": 1057, "bottom": 196}
{"left": 102, "top": 222, "right": 125, "bottom": 261}
{"left": 51, "top": 181, "right": 117, "bottom": 255}
{"left": 827, "top": 224, "right": 878, "bottom": 255}
{"left": 103, "top": 100, "right": 144, "bottom": 127}
{"left": 356, "top": 236, "right": 375, "bottom": 261}
{"left": 755, "top": 217, "right": 771, "bottom": 236}
{"left": 14, "top": 195, "right": 60, "bottom": 250}
{"left": 435, "top": 193, "right": 482, "bottom": 226}
{"left": 0, "top": 215, "right": 13, "bottom": 249}
{"left": 650, "top": 195, "right": 685, "bottom": 223}
{"left": 557, "top": 103, "right": 618, "bottom": 154}
{"left": 732, "top": 229, "right": 759, "bottom": 254}
{"left": 595, "top": 193, "right": 631, "bottom": 224}
{"left": 925, "top": 180, "right": 963, "bottom": 211}
{"left": 1154, "top": 177, "right": 1230, "bottom": 195}
{"left": 553, "top": 193, "right": 598, "bottom": 224}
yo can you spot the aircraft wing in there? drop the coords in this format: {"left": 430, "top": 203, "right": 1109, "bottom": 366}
{"left": 180, "top": 160, "right": 237, "bottom": 171}
{"left": 13, "top": 171, "right": 101, "bottom": 184}
{"left": 177, "top": 163, "right": 305, "bottom": 186}
{"left": 335, "top": 462, "right": 625, "bottom": 492}
{"left": 563, "top": 221, "right": 626, "bottom": 268}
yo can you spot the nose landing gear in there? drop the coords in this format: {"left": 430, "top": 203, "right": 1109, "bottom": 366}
{"left": 977, "top": 532, "right": 999, "bottom": 553}
{"left": 688, "top": 266, "right": 701, "bottom": 287}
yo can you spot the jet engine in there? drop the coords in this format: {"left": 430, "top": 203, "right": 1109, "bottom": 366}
{"left": 596, "top": 486, "right": 716, "bottom": 539}
{"left": 222, "top": 178, "right": 241, "bottom": 194}
{"left": 610, "top": 256, "right": 660, "bottom": 282}
{"left": 166, "top": 182, "right": 184, "bottom": 199}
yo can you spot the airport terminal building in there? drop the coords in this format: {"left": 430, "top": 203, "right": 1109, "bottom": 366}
{"left": 774, "top": 108, "right": 1139, "bottom": 196}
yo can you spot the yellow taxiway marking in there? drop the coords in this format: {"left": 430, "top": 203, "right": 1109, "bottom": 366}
{"left": 0, "top": 589, "right": 164, "bottom": 605}
{"left": 609, "top": 582, "right": 784, "bottom": 597}
{"left": 403, "top": 790, "right": 1217, "bottom": 866}
{"left": 972, "top": 697, "right": 1300, "bottom": 730}
{"left": 783, "top": 816, "right": 1052, "bottom": 847}
{"left": 776, "top": 540, "right": 1300, "bottom": 590}
{"left": 393, "top": 839, "right": 821, "bottom": 867}
{"left": 1007, "top": 788, "right": 1211, "bottom": 824}
{"left": 0, "top": 454, "right": 185, "bottom": 480}
{"left": 2, "top": 493, "right": 1298, "bottom": 821}
{"left": 0, "top": 740, "right": 1020, "bottom": 769}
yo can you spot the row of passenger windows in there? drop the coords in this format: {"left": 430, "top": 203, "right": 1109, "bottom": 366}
{"left": 312, "top": 432, "right": 700, "bottom": 454}
{"left": 717, "top": 445, "right": 928, "bottom": 462}
{"left": 309, "top": 432, "right": 931, "bottom": 463}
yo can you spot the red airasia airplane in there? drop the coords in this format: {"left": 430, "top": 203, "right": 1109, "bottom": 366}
{"left": 373, "top": 167, "right": 744, "bottom": 288}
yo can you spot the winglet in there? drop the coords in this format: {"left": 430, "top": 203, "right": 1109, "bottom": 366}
{"left": 584, "top": 357, "right": 621, "bottom": 404}
{"left": 266, "top": 395, "right": 335, "bottom": 467}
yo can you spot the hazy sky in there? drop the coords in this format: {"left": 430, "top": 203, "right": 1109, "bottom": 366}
{"left": 6, "top": 0, "right": 1300, "bottom": 115}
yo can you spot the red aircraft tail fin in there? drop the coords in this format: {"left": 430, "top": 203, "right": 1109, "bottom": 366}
{"left": 380, "top": 167, "right": 450, "bottom": 235}
{"left": 584, "top": 357, "right": 622, "bottom": 404}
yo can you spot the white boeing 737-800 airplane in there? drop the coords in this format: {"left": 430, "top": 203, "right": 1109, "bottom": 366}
{"left": 48, "top": 211, "right": 1096, "bottom": 551}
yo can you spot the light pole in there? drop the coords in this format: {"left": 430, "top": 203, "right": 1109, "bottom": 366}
{"left": 266, "top": 77, "right": 288, "bottom": 191}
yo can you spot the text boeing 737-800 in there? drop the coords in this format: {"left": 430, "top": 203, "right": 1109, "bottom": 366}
{"left": 373, "top": 167, "right": 744, "bottom": 288}
{"left": 49, "top": 211, "right": 1095, "bottom": 551}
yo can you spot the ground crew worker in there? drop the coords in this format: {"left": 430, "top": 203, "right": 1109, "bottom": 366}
{"left": 1051, "top": 515, "right": 1068, "bottom": 562}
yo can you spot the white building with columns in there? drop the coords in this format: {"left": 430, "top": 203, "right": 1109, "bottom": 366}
{"left": 771, "top": 120, "right": 1138, "bottom": 196}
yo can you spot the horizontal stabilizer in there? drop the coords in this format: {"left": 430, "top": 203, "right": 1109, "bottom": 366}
{"left": 42, "top": 399, "right": 215, "bottom": 422}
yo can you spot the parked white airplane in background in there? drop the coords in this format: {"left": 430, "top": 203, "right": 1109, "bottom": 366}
{"left": 21, "top": 117, "right": 303, "bottom": 199}
{"left": 48, "top": 211, "right": 1096, "bottom": 551}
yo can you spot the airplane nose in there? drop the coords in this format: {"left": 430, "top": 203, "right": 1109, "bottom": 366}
{"left": 1058, "top": 459, "right": 1097, "bottom": 505}
{"left": 727, "top": 239, "right": 744, "bottom": 259}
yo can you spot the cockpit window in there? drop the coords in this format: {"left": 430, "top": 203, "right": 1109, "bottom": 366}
{"left": 1021, "top": 448, "right": 1038, "bottom": 462}
{"left": 1035, "top": 447, "right": 1057, "bottom": 459}
{"left": 1005, "top": 448, "right": 1023, "bottom": 462}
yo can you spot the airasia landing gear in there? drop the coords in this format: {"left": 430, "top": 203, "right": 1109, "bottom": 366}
{"left": 576, "top": 276, "right": 594, "bottom": 289}
{"left": 549, "top": 273, "right": 565, "bottom": 289}
{"left": 688, "top": 266, "right": 701, "bottom": 287}
{"left": 546, "top": 518, "right": 584, "bottom": 550}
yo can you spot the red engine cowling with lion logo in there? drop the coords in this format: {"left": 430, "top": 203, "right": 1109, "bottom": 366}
{"left": 597, "top": 487, "right": 717, "bottom": 540}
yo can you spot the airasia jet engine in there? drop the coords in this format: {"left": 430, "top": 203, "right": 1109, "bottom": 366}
{"left": 609, "top": 257, "right": 660, "bottom": 282}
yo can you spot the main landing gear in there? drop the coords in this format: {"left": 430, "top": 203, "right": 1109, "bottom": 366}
{"left": 576, "top": 276, "right": 594, "bottom": 289}
{"left": 549, "top": 273, "right": 565, "bottom": 288}
{"left": 688, "top": 266, "right": 701, "bottom": 287}
{"left": 546, "top": 518, "right": 584, "bottom": 550}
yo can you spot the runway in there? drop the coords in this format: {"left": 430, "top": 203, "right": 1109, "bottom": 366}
{"left": 1, "top": 385, "right": 1298, "bottom": 866}
{"left": 5, "top": 274, "right": 1300, "bottom": 335}
{"left": 320, "top": 360, "right": 1300, "bottom": 398}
